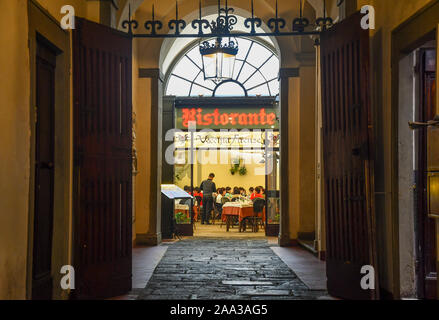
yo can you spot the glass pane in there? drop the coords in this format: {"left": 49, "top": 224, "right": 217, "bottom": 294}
{"left": 214, "top": 81, "right": 246, "bottom": 97}
{"left": 193, "top": 72, "right": 216, "bottom": 90}
{"left": 248, "top": 85, "right": 270, "bottom": 96}
{"left": 246, "top": 42, "right": 272, "bottom": 68}
{"left": 186, "top": 47, "right": 203, "bottom": 69}
{"left": 236, "top": 38, "right": 252, "bottom": 60}
{"left": 219, "top": 54, "right": 236, "bottom": 80}
{"left": 244, "top": 71, "right": 267, "bottom": 89}
{"left": 233, "top": 60, "right": 244, "bottom": 79}
{"left": 190, "top": 84, "right": 213, "bottom": 97}
{"left": 166, "top": 75, "right": 192, "bottom": 96}
{"left": 173, "top": 56, "right": 199, "bottom": 81}
{"left": 174, "top": 148, "right": 193, "bottom": 225}
{"left": 266, "top": 147, "right": 280, "bottom": 225}
{"left": 202, "top": 54, "right": 217, "bottom": 79}
{"left": 237, "top": 63, "right": 256, "bottom": 83}
{"left": 259, "top": 56, "right": 279, "bottom": 82}
{"left": 267, "top": 79, "right": 280, "bottom": 96}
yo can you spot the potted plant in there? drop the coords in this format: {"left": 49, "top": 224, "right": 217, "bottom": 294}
{"left": 175, "top": 211, "right": 193, "bottom": 236}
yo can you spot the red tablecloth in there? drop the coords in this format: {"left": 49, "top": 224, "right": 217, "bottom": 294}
{"left": 222, "top": 206, "right": 265, "bottom": 223}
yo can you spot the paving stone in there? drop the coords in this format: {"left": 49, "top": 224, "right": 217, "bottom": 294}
{"left": 137, "top": 239, "right": 328, "bottom": 300}
{"left": 222, "top": 280, "right": 274, "bottom": 286}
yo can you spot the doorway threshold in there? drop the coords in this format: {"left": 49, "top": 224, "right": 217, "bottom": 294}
{"left": 298, "top": 239, "right": 318, "bottom": 256}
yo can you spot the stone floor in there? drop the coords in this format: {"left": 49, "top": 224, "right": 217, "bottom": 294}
{"left": 193, "top": 222, "right": 267, "bottom": 238}
{"left": 136, "top": 239, "right": 329, "bottom": 300}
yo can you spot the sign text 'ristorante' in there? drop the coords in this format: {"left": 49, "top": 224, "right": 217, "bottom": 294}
{"left": 178, "top": 108, "right": 278, "bottom": 130}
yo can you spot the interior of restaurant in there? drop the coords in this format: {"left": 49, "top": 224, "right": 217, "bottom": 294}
{"left": 169, "top": 101, "right": 280, "bottom": 238}
{"left": 157, "top": 32, "right": 282, "bottom": 239}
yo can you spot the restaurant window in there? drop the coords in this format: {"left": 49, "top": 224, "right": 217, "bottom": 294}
{"left": 165, "top": 38, "right": 279, "bottom": 97}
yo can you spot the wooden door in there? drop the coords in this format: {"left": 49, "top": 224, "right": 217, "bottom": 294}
{"left": 32, "top": 41, "right": 56, "bottom": 300}
{"left": 416, "top": 48, "right": 437, "bottom": 299}
{"left": 320, "top": 12, "right": 378, "bottom": 300}
{"left": 73, "top": 18, "right": 133, "bottom": 299}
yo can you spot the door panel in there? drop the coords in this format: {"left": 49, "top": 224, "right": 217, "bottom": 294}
{"left": 73, "top": 18, "right": 133, "bottom": 299}
{"left": 418, "top": 48, "right": 437, "bottom": 299}
{"left": 320, "top": 12, "right": 378, "bottom": 300}
{"left": 32, "top": 41, "right": 56, "bottom": 300}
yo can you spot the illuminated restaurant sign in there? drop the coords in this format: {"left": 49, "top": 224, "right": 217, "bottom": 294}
{"left": 174, "top": 131, "right": 280, "bottom": 149}
{"left": 176, "top": 107, "right": 279, "bottom": 129}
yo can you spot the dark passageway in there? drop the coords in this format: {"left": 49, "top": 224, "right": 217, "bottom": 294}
{"left": 137, "top": 239, "right": 329, "bottom": 300}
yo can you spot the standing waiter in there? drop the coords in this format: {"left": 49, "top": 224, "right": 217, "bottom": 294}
{"left": 200, "top": 173, "right": 216, "bottom": 225}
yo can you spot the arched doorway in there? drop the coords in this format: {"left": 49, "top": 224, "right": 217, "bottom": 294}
{"left": 160, "top": 20, "right": 281, "bottom": 239}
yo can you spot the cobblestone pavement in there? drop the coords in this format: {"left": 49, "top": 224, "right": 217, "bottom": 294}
{"left": 137, "top": 239, "right": 329, "bottom": 300}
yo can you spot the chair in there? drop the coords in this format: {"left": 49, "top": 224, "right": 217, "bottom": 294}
{"left": 195, "top": 195, "right": 202, "bottom": 222}
{"left": 251, "top": 198, "right": 265, "bottom": 232}
{"left": 220, "top": 197, "right": 231, "bottom": 228}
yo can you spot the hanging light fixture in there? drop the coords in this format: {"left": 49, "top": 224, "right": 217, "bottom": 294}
{"left": 199, "top": 0, "right": 239, "bottom": 83}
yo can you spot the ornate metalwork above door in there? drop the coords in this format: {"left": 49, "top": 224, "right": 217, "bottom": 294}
{"left": 121, "top": 0, "right": 334, "bottom": 39}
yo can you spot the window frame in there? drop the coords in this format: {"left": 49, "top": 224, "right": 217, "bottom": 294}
{"left": 164, "top": 37, "right": 279, "bottom": 97}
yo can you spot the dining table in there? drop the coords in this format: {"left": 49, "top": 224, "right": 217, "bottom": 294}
{"left": 221, "top": 202, "right": 265, "bottom": 232}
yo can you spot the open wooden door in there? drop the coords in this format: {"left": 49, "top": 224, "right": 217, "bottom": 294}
{"left": 320, "top": 12, "right": 378, "bottom": 299}
{"left": 417, "top": 48, "right": 437, "bottom": 299}
{"left": 73, "top": 18, "right": 133, "bottom": 299}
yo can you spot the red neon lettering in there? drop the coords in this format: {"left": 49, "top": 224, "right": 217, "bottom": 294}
{"left": 259, "top": 108, "right": 267, "bottom": 125}
{"left": 220, "top": 114, "right": 229, "bottom": 125}
{"left": 248, "top": 113, "right": 259, "bottom": 125}
{"left": 182, "top": 108, "right": 196, "bottom": 128}
{"left": 213, "top": 109, "right": 220, "bottom": 125}
{"left": 238, "top": 113, "right": 248, "bottom": 126}
{"left": 229, "top": 113, "right": 239, "bottom": 125}
{"left": 181, "top": 107, "right": 276, "bottom": 128}
{"left": 203, "top": 114, "right": 213, "bottom": 126}
{"left": 196, "top": 108, "right": 203, "bottom": 125}
{"left": 267, "top": 113, "right": 276, "bottom": 125}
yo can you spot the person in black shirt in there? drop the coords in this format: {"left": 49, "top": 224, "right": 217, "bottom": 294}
{"left": 200, "top": 173, "right": 216, "bottom": 225}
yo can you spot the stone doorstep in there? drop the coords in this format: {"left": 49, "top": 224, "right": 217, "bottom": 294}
{"left": 222, "top": 280, "right": 274, "bottom": 286}
{"left": 239, "top": 289, "right": 293, "bottom": 296}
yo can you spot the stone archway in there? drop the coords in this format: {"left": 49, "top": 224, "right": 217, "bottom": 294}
{"left": 123, "top": 0, "right": 319, "bottom": 247}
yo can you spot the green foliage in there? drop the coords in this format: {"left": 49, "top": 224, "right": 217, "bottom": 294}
{"left": 229, "top": 158, "right": 247, "bottom": 176}
{"left": 175, "top": 211, "right": 191, "bottom": 224}
{"left": 238, "top": 166, "right": 247, "bottom": 176}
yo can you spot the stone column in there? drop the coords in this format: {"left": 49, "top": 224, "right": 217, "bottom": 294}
{"left": 296, "top": 53, "right": 317, "bottom": 245}
{"left": 279, "top": 68, "right": 299, "bottom": 247}
{"left": 136, "top": 68, "right": 163, "bottom": 245}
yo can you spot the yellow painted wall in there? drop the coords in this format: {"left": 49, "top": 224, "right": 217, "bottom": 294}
{"left": 134, "top": 74, "right": 151, "bottom": 236}
{"left": 0, "top": 0, "right": 100, "bottom": 300}
{"left": 298, "top": 65, "right": 316, "bottom": 234}
{"left": 355, "top": 0, "right": 435, "bottom": 298}
{"left": 0, "top": 0, "right": 31, "bottom": 300}
{"left": 174, "top": 150, "right": 266, "bottom": 191}
{"left": 36, "top": 0, "right": 99, "bottom": 22}
{"left": 289, "top": 77, "right": 301, "bottom": 240}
